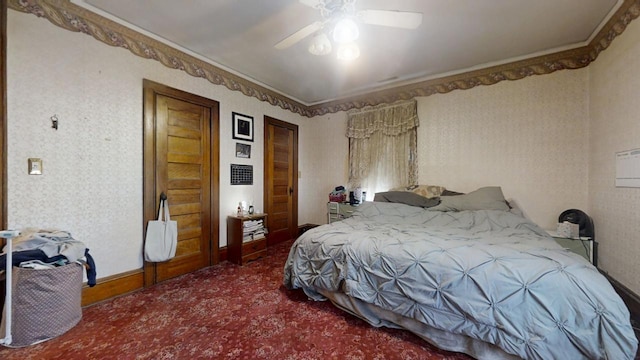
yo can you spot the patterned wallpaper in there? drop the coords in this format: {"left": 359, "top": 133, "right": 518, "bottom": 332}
{"left": 298, "top": 112, "right": 350, "bottom": 225}
{"left": 416, "top": 69, "right": 590, "bottom": 230}
{"left": 7, "top": 14, "right": 144, "bottom": 277}
{"left": 589, "top": 18, "right": 640, "bottom": 295}
{"left": 301, "top": 69, "right": 592, "bottom": 229}
{"left": 7, "top": 12, "right": 306, "bottom": 278}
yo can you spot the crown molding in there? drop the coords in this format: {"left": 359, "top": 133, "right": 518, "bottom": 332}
{"left": 589, "top": 0, "right": 640, "bottom": 59}
{"left": 8, "top": 0, "right": 640, "bottom": 117}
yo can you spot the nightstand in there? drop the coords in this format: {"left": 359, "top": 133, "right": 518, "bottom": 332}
{"left": 547, "top": 230, "right": 598, "bottom": 266}
{"left": 227, "top": 214, "right": 268, "bottom": 265}
{"left": 327, "top": 202, "right": 358, "bottom": 223}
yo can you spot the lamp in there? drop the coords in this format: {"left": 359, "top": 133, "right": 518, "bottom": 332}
{"left": 333, "top": 18, "right": 359, "bottom": 43}
{"left": 308, "top": 33, "right": 332, "bottom": 56}
{"left": 307, "top": 19, "right": 360, "bottom": 60}
{"left": 337, "top": 42, "right": 360, "bottom": 61}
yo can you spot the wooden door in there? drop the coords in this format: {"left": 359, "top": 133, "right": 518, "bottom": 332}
{"left": 143, "top": 80, "right": 219, "bottom": 285}
{"left": 264, "top": 117, "right": 298, "bottom": 246}
{"left": 1, "top": 1, "right": 6, "bottom": 230}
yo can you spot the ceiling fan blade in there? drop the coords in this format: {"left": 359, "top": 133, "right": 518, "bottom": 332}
{"left": 275, "top": 21, "right": 323, "bottom": 49}
{"left": 358, "top": 10, "right": 423, "bottom": 29}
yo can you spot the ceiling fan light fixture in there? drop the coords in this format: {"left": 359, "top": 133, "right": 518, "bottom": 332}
{"left": 337, "top": 42, "right": 360, "bottom": 61}
{"left": 308, "top": 33, "right": 333, "bottom": 56}
{"left": 333, "top": 18, "right": 359, "bottom": 43}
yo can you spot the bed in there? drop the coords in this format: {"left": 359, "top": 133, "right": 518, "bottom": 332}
{"left": 283, "top": 187, "right": 638, "bottom": 359}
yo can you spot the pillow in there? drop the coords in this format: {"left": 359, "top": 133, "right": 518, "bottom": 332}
{"left": 441, "top": 189, "right": 464, "bottom": 196}
{"left": 429, "top": 186, "right": 510, "bottom": 211}
{"left": 374, "top": 191, "right": 441, "bottom": 208}
{"left": 389, "top": 184, "right": 446, "bottom": 199}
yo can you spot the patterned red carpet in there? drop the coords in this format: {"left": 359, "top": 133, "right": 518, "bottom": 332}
{"left": 0, "top": 240, "right": 473, "bottom": 359}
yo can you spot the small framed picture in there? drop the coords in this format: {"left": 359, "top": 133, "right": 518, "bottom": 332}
{"left": 232, "top": 112, "right": 254, "bottom": 142}
{"left": 236, "top": 142, "right": 251, "bottom": 158}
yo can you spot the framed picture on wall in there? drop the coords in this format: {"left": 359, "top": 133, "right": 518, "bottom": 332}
{"left": 236, "top": 142, "right": 251, "bottom": 158}
{"left": 232, "top": 112, "right": 254, "bottom": 142}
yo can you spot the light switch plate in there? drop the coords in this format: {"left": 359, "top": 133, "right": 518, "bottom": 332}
{"left": 28, "top": 158, "right": 43, "bottom": 175}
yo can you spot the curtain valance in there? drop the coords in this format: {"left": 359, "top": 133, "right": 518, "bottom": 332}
{"left": 346, "top": 100, "right": 418, "bottom": 139}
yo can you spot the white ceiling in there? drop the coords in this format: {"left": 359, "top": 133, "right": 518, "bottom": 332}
{"left": 73, "top": 0, "right": 621, "bottom": 105}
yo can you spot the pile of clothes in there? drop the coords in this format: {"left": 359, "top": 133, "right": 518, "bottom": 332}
{"left": 0, "top": 228, "right": 96, "bottom": 287}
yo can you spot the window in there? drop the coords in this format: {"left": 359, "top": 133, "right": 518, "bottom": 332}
{"left": 347, "top": 100, "right": 418, "bottom": 198}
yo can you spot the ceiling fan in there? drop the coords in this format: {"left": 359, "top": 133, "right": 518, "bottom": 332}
{"left": 275, "top": 0, "right": 423, "bottom": 60}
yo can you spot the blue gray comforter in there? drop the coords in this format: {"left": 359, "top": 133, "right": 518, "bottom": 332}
{"left": 284, "top": 202, "right": 638, "bottom": 359}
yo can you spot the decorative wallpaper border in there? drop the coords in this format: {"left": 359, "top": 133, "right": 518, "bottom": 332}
{"left": 8, "top": 0, "right": 640, "bottom": 117}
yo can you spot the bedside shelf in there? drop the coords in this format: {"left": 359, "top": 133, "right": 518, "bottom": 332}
{"left": 547, "top": 230, "right": 597, "bottom": 266}
{"left": 227, "top": 214, "right": 268, "bottom": 265}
